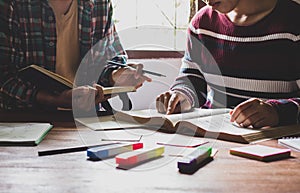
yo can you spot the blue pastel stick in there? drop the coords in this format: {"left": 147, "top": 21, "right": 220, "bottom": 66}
{"left": 87, "top": 143, "right": 143, "bottom": 160}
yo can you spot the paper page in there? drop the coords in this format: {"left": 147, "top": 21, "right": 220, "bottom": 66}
{"left": 0, "top": 123, "right": 52, "bottom": 142}
{"left": 278, "top": 138, "right": 300, "bottom": 152}
{"left": 165, "top": 108, "right": 230, "bottom": 125}
{"left": 230, "top": 145, "right": 290, "bottom": 157}
{"left": 97, "top": 129, "right": 144, "bottom": 142}
{"left": 75, "top": 115, "right": 144, "bottom": 131}
{"left": 183, "top": 113, "right": 259, "bottom": 135}
{"left": 103, "top": 86, "right": 136, "bottom": 95}
{"left": 119, "top": 108, "right": 230, "bottom": 126}
{"left": 156, "top": 135, "right": 208, "bottom": 148}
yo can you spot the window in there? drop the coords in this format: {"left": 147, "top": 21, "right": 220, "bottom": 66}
{"left": 111, "top": 0, "right": 191, "bottom": 51}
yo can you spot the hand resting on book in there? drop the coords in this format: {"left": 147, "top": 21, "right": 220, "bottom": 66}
{"left": 156, "top": 90, "right": 192, "bottom": 114}
{"left": 157, "top": 93, "right": 280, "bottom": 129}
{"left": 230, "top": 98, "right": 279, "bottom": 128}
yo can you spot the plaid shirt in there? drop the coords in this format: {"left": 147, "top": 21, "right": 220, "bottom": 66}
{"left": 0, "top": 0, "right": 126, "bottom": 110}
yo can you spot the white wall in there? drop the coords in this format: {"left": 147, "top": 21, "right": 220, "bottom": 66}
{"left": 108, "top": 58, "right": 182, "bottom": 110}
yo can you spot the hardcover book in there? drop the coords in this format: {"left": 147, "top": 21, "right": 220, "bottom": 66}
{"left": 18, "top": 64, "right": 136, "bottom": 94}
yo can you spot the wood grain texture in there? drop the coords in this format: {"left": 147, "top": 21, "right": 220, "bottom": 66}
{"left": 0, "top": 121, "right": 299, "bottom": 193}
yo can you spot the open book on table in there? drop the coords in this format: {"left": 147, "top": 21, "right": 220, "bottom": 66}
{"left": 114, "top": 108, "right": 300, "bottom": 144}
{"left": 75, "top": 108, "right": 227, "bottom": 131}
{"left": 18, "top": 64, "right": 136, "bottom": 94}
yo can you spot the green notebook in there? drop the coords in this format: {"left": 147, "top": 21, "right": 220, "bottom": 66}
{"left": 0, "top": 122, "right": 53, "bottom": 146}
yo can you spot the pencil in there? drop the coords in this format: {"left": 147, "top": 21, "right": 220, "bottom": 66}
{"left": 38, "top": 143, "right": 118, "bottom": 156}
{"left": 38, "top": 146, "right": 89, "bottom": 156}
{"left": 107, "top": 60, "right": 166, "bottom": 77}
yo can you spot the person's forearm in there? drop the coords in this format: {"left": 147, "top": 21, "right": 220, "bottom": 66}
{"left": 98, "top": 56, "right": 127, "bottom": 86}
{"left": 36, "top": 90, "right": 71, "bottom": 108}
{"left": 171, "top": 58, "right": 207, "bottom": 108}
{"left": 267, "top": 98, "right": 300, "bottom": 125}
{"left": 0, "top": 76, "right": 38, "bottom": 107}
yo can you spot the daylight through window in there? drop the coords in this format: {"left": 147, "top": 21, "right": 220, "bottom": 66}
{"left": 112, "top": 0, "right": 191, "bottom": 50}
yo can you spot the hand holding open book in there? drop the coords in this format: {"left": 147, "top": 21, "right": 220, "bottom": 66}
{"left": 18, "top": 65, "right": 136, "bottom": 110}
{"left": 19, "top": 65, "right": 137, "bottom": 94}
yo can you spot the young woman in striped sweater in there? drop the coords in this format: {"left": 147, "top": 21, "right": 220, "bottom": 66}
{"left": 156, "top": 0, "right": 299, "bottom": 128}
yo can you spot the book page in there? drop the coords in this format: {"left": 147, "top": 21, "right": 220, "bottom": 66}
{"left": 165, "top": 108, "right": 230, "bottom": 125}
{"left": 75, "top": 115, "right": 144, "bottom": 131}
{"left": 182, "top": 113, "right": 259, "bottom": 136}
{"left": 278, "top": 138, "right": 300, "bottom": 151}
{"left": 117, "top": 108, "right": 230, "bottom": 127}
{"left": 103, "top": 86, "right": 136, "bottom": 95}
{"left": 0, "top": 123, "right": 52, "bottom": 143}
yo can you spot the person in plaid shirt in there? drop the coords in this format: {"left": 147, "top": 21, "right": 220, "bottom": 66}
{"left": 156, "top": 0, "right": 299, "bottom": 128}
{"left": 0, "top": 0, "right": 151, "bottom": 111}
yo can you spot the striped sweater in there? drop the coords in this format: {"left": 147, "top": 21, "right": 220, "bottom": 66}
{"left": 171, "top": 0, "right": 300, "bottom": 125}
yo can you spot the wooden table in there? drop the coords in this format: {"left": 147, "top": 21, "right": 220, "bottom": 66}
{"left": 0, "top": 115, "right": 299, "bottom": 193}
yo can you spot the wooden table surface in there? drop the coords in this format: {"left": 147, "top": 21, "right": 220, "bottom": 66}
{"left": 0, "top": 118, "right": 299, "bottom": 193}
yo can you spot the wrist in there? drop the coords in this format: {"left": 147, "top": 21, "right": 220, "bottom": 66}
{"left": 175, "top": 90, "right": 191, "bottom": 106}
{"left": 172, "top": 88, "right": 194, "bottom": 108}
{"left": 110, "top": 69, "right": 118, "bottom": 86}
{"left": 36, "top": 90, "right": 70, "bottom": 108}
{"left": 99, "top": 65, "right": 120, "bottom": 87}
{"left": 266, "top": 99, "right": 298, "bottom": 126}
{"left": 36, "top": 90, "right": 56, "bottom": 106}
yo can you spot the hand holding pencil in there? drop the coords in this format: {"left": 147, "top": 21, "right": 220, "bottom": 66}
{"left": 108, "top": 60, "right": 166, "bottom": 77}
{"left": 110, "top": 61, "right": 154, "bottom": 89}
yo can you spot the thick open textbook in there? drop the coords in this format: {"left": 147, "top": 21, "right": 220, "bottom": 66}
{"left": 76, "top": 108, "right": 228, "bottom": 131}
{"left": 113, "top": 108, "right": 300, "bottom": 144}
{"left": 18, "top": 64, "right": 136, "bottom": 94}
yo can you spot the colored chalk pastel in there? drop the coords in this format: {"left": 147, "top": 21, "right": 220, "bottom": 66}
{"left": 178, "top": 147, "right": 212, "bottom": 174}
{"left": 116, "top": 146, "right": 164, "bottom": 167}
{"left": 87, "top": 143, "right": 143, "bottom": 160}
